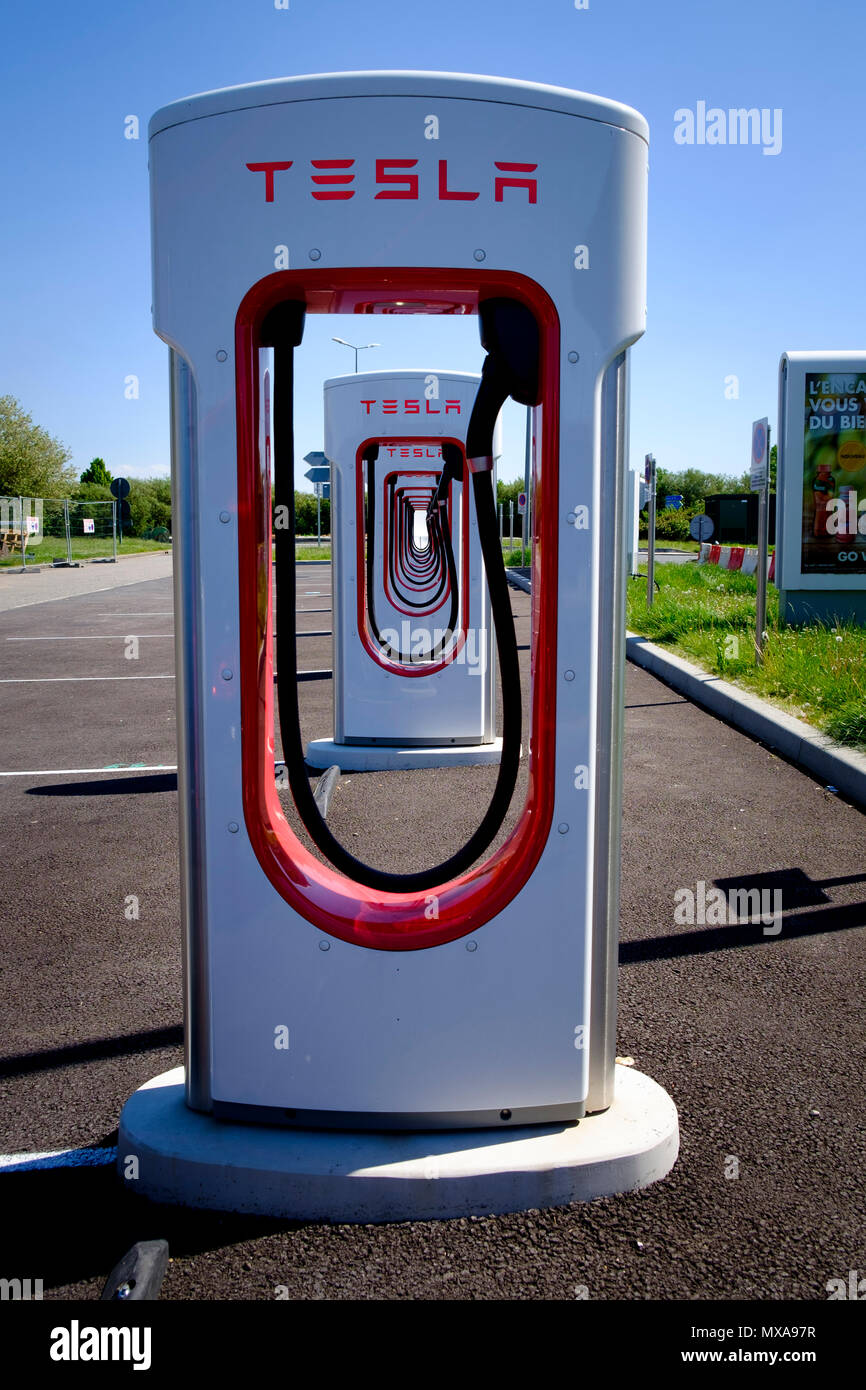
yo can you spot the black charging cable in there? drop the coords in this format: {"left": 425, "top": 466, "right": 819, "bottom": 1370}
{"left": 263, "top": 297, "right": 535, "bottom": 894}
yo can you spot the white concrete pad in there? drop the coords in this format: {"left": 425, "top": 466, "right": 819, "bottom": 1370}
{"left": 117, "top": 1065, "right": 678, "bottom": 1222}
{"left": 305, "top": 738, "right": 505, "bottom": 771}
{"left": 0, "top": 551, "right": 173, "bottom": 613}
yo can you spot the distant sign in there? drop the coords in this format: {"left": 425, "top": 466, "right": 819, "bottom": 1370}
{"left": 517, "top": 491, "right": 527, "bottom": 515}
{"left": 644, "top": 453, "right": 654, "bottom": 485}
{"left": 110, "top": 476, "right": 131, "bottom": 500}
{"left": 26, "top": 516, "right": 40, "bottom": 534}
{"left": 83, "top": 518, "right": 95, "bottom": 534}
{"left": 689, "top": 513, "right": 714, "bottom": 542}
{"left": 751, "top": 418, "right": 769, "bottom": 491}
{"left": 665, "top": 494, "right": 684, "bottom": 510}
{"left": 304, "top": 451, "right": 329, "bottom": 484}
{"left": 313, "top": 482, "right": 331, "bottom": 500}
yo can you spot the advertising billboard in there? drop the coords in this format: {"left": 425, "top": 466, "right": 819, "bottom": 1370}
{"left": 801, "top": 371, "right": 866, "bottom": 574}
{"left": 777, "top": 352, "right": 866, "bottom": 623}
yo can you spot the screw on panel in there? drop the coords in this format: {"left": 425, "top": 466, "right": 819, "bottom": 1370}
{"left": 222, "top": 669, "right": 233, "bottom": 681}
{"left": 567, "top": 351, "right": 580, "bottom": 363}
{"left": 564, "top": 669, "right": 575, "bottom": 681}
{"left": 309, "top": 248, "right": 322, "bottom": 261}
{"left": 499, "top": 1109, "right": 512, "bottom": 1121}
{"left": 557, "top": 823, "right": 569, "bottom": 835}
{"left": 465, "top": 940, "right": 478, "bottom": 952}
{"left": 473, "top": 249, "right": 486, "bottom": 262}
{"left": 216, "top": 350, "right": 228, "bottom": 362}
{"left": 219, "top": 511, "right": 230, "bottom": 524}
{"left": 228, "top": 822, "right": 239, "bottom": 834}
{"left": 318, "top": 940, "right": 330, "bottom": 951}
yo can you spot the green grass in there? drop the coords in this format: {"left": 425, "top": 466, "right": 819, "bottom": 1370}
{"left": 503, "top": 543, "right": 530, "bottom": 566}
{"left": 295, "top": 544, "right": 332, "bottom": 560}
{"left": 626, "top": 563, "right": 866, "bottom": 751}
{"left": 0, "top": 535, "right": 170, "bottom": 566}
{"left": 639, "top": 537, "right": 702, "bottom": 552}
{"left": 296, "top": 542, "right": 530, "bottom": 565}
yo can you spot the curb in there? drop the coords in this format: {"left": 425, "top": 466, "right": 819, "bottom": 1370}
{"left": 506, "top": 569, "right": 531, "bottom": 594}
{"left": 626, "top": 631, "right": 866, "bottom": 810}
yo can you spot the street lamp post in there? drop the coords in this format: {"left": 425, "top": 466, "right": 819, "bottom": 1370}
{"left": 331, "top": 337, "right": 381, "bottom": 372}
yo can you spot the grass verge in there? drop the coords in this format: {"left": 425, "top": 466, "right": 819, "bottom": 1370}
{"left": 0, "top": 536, "right": 170, "bottom": 566}
{"left": 627, "top": 562, "right": 866, "bottom": 752}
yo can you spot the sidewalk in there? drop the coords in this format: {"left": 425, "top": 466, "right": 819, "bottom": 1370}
{"left": 0, "top": 550, "right": 173, "bottom": 613}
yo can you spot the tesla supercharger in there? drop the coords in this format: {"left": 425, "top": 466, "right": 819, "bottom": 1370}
{"left": 119, "top": 72, "right": 677, "bottom": 1220}
{"left": 306, "top": 370, "right": 501, "bottom": 771}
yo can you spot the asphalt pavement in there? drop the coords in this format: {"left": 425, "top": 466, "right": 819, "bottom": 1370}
{"left": 0, "top": 560, "right": 863, "bottom": 1302}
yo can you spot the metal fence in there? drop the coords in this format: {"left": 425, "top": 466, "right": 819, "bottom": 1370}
{"left": 0, "top": 496, "right": 117, "bottom": 568}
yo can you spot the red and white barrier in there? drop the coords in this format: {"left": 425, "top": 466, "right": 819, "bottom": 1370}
{"left": 698, "top": 544, "right": 774, "bottom": 577}
{"left": 727, "top": 546, "right": 745, "bottom": 571}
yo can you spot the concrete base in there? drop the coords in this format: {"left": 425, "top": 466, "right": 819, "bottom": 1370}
{"left": 305, "top": 737, "right": 504, "bottom": 771}
{"left": 117, "top": 1065, "right": 678, "bottom": 1223}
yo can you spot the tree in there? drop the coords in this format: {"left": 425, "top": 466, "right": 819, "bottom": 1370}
{"left": 126, "top": 477, "right": 171, "bottom": 536}
{"left": 79, "top": 457, "right": 112, "bottom": 486}
{"left": 0, "top": 395, "right": 77, "bottom": 498}
{"left": 652, "top": 466, "right": 749, "bottom": 513}
{"left": 496, "top": 478, "right": 527, "bottom": 538}
{"left": 292, "top": 489, "right": 330, "bottom": 536}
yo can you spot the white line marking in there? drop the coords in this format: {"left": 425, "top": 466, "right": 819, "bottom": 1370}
{"left": 0, "top": 1147, "right": 117, "bottom": 1171}
{"left": 6, "top": 634, "right": 172, "bottom": 641}
{"left": 0, "top": 764, "right": 177, "bottom": 777}
{"left": 0, "top": 675, "right": 174, "bottom": 683}
{"left": 94, "top": 612, "right": 173, "bottom": 617}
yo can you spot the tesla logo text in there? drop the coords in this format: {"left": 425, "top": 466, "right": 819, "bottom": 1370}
{"left": 360, "top": 399, "right": 461, "bottom": 415}
{"left": 246, "top": 159, "right": 538, "bottom": 204}
{"left": 381, "top": 446, "right": 443, "bottom": 458}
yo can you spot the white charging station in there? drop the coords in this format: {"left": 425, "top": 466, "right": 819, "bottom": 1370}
{"left": 306, "top": 369, "right": 501, "bottom": 771}
{"left": 119, "top": 71, "right": 678, "bottom": 1221}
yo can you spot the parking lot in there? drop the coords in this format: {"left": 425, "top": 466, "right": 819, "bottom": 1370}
{"left": 0, "top": 557, "right": 864, "bottom": 1302}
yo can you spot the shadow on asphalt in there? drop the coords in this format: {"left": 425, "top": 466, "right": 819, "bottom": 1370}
{"left": 27, "top": 774, "right": 178, "bottom": 797}
{"left": 0, "top": 1165, "right": 299, "bottom": 1293}
{"left": 0, "top": 1026, "right": 183, "bottom": 1081}
{"left": 622, "top": 899, "right": 866, "bottom": 964}
{"left": 625, "top": 699, "right": 689, "bottom": 710}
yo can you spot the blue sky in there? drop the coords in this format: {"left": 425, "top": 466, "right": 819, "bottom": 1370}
{"left": 1, "top": 0, "right": 862, "bottom": 488}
